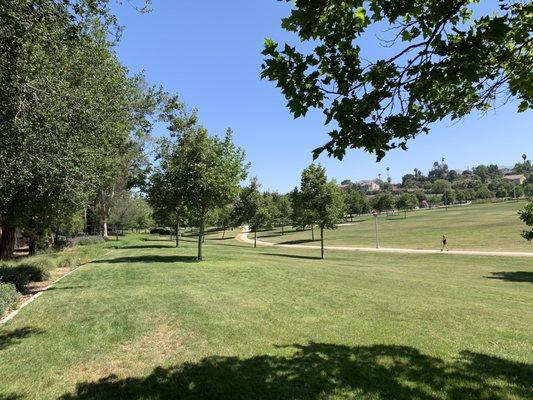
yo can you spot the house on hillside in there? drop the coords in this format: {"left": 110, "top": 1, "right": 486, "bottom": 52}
{"left": 503, "top": 174, "right": 526, "bottom": 185}
{"left": 358, "top": 180, "right": 380, "bottom": 192}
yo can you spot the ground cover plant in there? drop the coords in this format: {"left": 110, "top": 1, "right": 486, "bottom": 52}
{"left": 257, "top": 201, "right": 533, "bottom": 252}
{"left": 0, "top": 233, "right": 531, "bottom": 399}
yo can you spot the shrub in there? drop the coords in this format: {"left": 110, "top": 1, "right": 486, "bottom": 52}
{"left": 0, "top": 283, "right": 21, "bottom": 317}
{"left": 56, "top": 256, "right": 80, "bottom": 269}
{"left": 69, "top": 236, "right": 105, "bottom": 246}
{"left": 0, "top": 260, "right": 51, "bottom": 292}
{"left": 150, "top": 227, "right": 172, "bottom": 235}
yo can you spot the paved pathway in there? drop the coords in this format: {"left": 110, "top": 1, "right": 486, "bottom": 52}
{"left": 235, "top": 228, "right": 533, "bottom": 258}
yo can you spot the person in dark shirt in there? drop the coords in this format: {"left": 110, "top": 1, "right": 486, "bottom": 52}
{"left": 441, "top": 235, "right": 449, "bottom": 252}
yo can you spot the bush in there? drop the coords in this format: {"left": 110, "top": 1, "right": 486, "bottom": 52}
{"left": 56, "top": 256, "right": 80, "bottom": 269}
{"left": 0, "top": 283, "right": 21, "bottom": 317}
{"left": 0, "top": 260, "right": 51, "bottom": 292}
{"left": 150, "top": 227, "right": 172, "bottom": 235}
{"left": 69, "top": 236, "right": 105, "bottom": 246}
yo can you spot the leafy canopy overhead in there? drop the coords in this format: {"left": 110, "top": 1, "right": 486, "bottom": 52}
{"left": 262, "top": 0, "right": 532, "bottom": 160}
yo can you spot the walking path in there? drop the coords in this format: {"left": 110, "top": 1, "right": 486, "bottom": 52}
{"left": 235, "top": 228, "right": 533, "bottom": 258}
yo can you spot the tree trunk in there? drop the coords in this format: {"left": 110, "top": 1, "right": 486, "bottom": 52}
{"left": 311, "top": 225, "right": 315, "bottom": 241}
{"left": 320, "top": 227, "right": 324, "bottom": 259}
{"left": 254, "top": 229, "right": 257, "bottom": 248}
{"left": 197, "top": 217, "right": 205, "bottom": 261}
{"left": 175, "top": 221, "right": 180, "bottom": 248}
{"left": 0, "top": 219, "right": 16, "bottom": 260}
{"left": 281, "top": 225, "right": 284, "bottom": 235}
{"left": 222, "top": 228, "right": 226, "bottom": 239}
{"left": 102, "top": 219, "right": 109, "bottom": 239}
{"left": 29, "top": 235, "right": 37, "bottom": 256}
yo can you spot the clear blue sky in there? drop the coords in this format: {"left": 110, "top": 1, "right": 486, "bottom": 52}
{"left": 112, "top": 1, "right": 532, "bottom": 193}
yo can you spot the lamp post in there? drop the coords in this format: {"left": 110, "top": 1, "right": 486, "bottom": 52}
{"left": 372, "top": 209, "right": 380, "bottom": 248}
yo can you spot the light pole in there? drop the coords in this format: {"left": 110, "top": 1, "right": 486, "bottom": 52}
{"left": 372, "top": 209, "right": 380, "bottom": 248}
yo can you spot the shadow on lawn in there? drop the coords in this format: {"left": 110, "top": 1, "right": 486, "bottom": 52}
{"left": 487, "top": 271, "right": 533, "bottom": 283}
{"left": 263, "top": 253, "right": 321, "bottom": 260}
{"left": 93, "top": 255, "right": 198, "bottom": 264}
{"left": 61, "top": 343, "right": 532, "bottom": 400}
{"left": 278, "top": 239, "right": 318, "bottom": 245}
{"left": 0, "top": 327, "right": 44, "bottom": 351}
{"left": 119, "top": 245, "right": 174, "bottom": 250}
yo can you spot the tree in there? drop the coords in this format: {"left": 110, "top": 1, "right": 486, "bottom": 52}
{"left": 495, "top": 185, "right": 508, "bottom": 198}
{"left": 262, "top": 1, "right": 531, "bottom": 160}
{"left": 148, "top": 154, "right": 189, "bottom": 247}
{"left": 518, "top": 201, "right": 533, "bottom": 241}
{"left": 395, "top": 193, "right": 418, "bottom": 218}
{"left": 233, "top": 178, "right": 274, "bottom": 248}
{"left": 298, "top": 164, "right": 345, "bottom": 259}
{"left": 271, "top": 193, "right": 293, "bottom": 235}
{"left": 0, "top": 2, "right": 155, "bottom": 258}
{"left": 163, "top": 109, "right": 248, "bottom": 260}
{"left": 476, "top": 185, "right": 492, "bottom": 200}
{"left": 428, "top": 161, "right": 449, "bottom": 182}
{"left": 431, "top": 179, "right": 452, "bottom": 194}
{"left": 372, "top": 192, "right": 395, "bottom": 212}
{"left": 442, "top": 189, "right": 456, "bottom": 205}
{"left": 344, "top": 189, "right": 370, "bottom": 220}
{"left": 289, "top": 187, "right": 318, "bottom": 240}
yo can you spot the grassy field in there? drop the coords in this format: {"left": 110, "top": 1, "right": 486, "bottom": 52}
{"left": 257, "top": 201, "right": 533, "bottom": 252}
{"left": 0, "top": 233, "right": 531, "bottom": 399}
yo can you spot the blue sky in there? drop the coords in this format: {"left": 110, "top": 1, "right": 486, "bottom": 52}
{"left": 112, "top": 1, "right": 532, "bottom": 193}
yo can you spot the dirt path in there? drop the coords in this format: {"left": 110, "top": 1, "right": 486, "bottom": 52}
{"left": 235, "top": 227, "right": 533, "bottom": 258}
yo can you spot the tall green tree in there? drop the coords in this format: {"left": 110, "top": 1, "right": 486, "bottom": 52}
{"left": 298, "top": 164, "right": 346, "bottom": 259}
{"left": 0, "top": 1, "right": 154, "bottom": 258}
{"left": 262, "top": 1, "right": 531, "bottom": 160}
{"left": 159, "top": 103, "right": 248, "bottom": 260}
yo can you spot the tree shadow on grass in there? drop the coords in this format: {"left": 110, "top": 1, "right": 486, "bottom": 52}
{"left": 278, "top": 239, "right": 318, "bottom": 245}
{"left": 487, "top": 271, "right": 533, "bottom": 283}
{"left": 142, "top": 238, "right": 173, "bottom": 242}
{"left": 0, "top": 327, "right": 44, "bottom": 351}
{"left": 262, "top": 253, "right": 321, "bottom": 261}
{"left": 0, "top": 394, "right": 23, "bottom": 400}
{"left": 93, "top": 255, "right": 198, "bottom": 264}
{"left": 60, "top": 342, "right": 532, "bottom": 400}
{"left": 46, "top": 285, "right": 87, "bottom": 291}
{"left": 119, "top": 245, "right": 174, "bottom": 250}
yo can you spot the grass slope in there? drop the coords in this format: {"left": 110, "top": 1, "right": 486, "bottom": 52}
{"left": 258, "top": 201, "right": 533, "bottom": 252}
{"left": 0, "top": 234, "right": 532, "bottom": 399}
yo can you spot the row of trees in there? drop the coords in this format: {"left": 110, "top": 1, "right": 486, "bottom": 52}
{"left": 0, "top": 0, "right": 156, "bottom": 259}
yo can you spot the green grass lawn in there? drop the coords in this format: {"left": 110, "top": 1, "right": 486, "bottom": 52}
{"left": 0, "top": 233, "right": 531, "bottom": 399}
{"left": 258, "top": 201, "right": 533, "bottom": 252}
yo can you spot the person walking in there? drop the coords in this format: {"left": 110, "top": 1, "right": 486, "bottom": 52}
{"left": 441, "top": 235, "right": 449, "bottom": 252}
